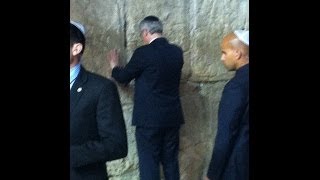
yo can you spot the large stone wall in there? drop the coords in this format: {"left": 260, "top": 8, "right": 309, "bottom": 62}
{"left": 71, "top": 0, "right": 248, "bottom": 179}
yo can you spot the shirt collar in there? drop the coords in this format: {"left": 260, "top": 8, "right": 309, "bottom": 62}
{"left": 149, "top": 37, "right": 158, "bottom": 44}
{"left": 70, "top": 63, "right": 81, "bottom": 83}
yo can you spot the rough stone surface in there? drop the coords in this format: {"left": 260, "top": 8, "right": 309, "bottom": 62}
{"left": 71, "top": 0, "right": 248, "bottom": 179}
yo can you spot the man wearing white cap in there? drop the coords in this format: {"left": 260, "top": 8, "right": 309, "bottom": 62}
{"left": 70, "top": 20, "right": 128, "bottom": 180}
{"left": 205, "top": 30, "right": 249, "bottom": 180}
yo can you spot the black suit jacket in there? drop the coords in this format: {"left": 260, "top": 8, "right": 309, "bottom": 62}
{"left": 207, "top": 64, "right": 249, "bottom": 180}
{"left": 112, "top": 37, "right": 184, "bottom": 127}
{"left": 70, "top": 66, "right": 128, "bottom": 180}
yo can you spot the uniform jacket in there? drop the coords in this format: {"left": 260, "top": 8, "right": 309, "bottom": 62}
{"left": 70, "top": 66, "right": 127, "bottom": 180}
{"left": 207, "top": 64, "right": 249, "bottom": 180}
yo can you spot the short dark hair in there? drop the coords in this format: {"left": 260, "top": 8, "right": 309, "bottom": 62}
{"left": 139, "top": 15, "right": 163, "bottom": 34}
{"left": 70, "top": 23, "right": 86, "bottom": 54}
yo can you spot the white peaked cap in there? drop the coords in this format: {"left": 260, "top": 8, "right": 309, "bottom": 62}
{"left": 71, "top": 20, "right": 85, "bottom": 35}
{"left": 234, "top": 30, "right": 249, "bottom": 46}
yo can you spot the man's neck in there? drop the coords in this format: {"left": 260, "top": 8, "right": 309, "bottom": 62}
{"left": 236, "top": 61, "right": 249, "bottom": 70}
{"left": 149, "top": 34, "right": 162, "bottom": 44}
{"left": 70, "top": 57, "right": 81, "bottom": 68}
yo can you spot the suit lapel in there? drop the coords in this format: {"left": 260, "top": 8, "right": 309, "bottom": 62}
{"left": 70, "top": 66, "right": 88, "bottom": 114}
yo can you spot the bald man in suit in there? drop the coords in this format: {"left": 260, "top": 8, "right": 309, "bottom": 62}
{"left": 205, "top": 30, "right": 249, "bottom": 180}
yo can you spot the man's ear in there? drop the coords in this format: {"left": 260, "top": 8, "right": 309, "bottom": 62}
{"left": 234, "top": 49, "right": 242, "bottom": 60}
{"left": 72, "top": 43, "right": 83, "bottom": 56}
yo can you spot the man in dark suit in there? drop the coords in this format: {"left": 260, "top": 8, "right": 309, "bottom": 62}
{"left": 205, "top": 30, "right": 249, "bottom": 180}
{"left": 107, "top": 16, "right": 184, "bottom": 180}
{"left": 70, "top": 20, "right": 128, "bottom": 180}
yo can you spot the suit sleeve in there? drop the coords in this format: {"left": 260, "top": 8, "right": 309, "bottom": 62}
{"left": 112, "top": 48, "right": 145, "bottom": 84}
{"left": 71, "top": 81, "right": 128, "bottom": 168}
{"left": 207, "top": 81, "right": 248, "bottom": 179}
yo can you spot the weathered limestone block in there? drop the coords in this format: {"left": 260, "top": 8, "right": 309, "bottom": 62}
{"left": 71, "top": 0, "right": 248, "bottom": 178}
